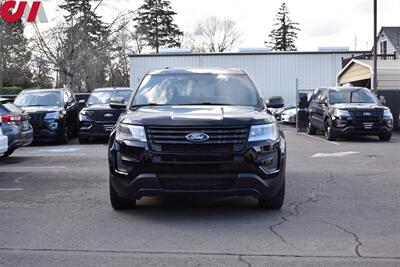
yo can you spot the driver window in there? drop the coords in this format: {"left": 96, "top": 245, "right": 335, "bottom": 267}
{"left": 63, "top": 92, "right": 70, "bottom": 105}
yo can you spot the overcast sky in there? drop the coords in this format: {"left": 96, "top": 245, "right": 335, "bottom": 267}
{"left": 33, "top": 0, "right": 400, "bottom": 51}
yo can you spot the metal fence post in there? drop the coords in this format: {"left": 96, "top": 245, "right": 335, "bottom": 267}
{"left": 296, "top": 78, "right": 299, "bottom": 133}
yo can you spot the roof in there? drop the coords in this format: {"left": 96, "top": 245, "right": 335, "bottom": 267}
{"left": 380, "top": 27, "right": 400, "bottom": 54}
{"left": 129, "top": 50, "right": 370, "bottom": 58}
{"left": 93, "top": 87, "right": 132, "bottom": 92}
{"left": 147, "top": 68, "right": 246, "bottom": 75}
{"left": 338, "top": 59, "right": 400, "bottom": 89}
{"left": 21, "top": 88, "right": 66, "bottom": 93}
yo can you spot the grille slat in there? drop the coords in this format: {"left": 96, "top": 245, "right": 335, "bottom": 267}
{"left": 147, "top": 126, "right": 249, "bottom": 153}
{"left": 28, "top": 113, "right": 45, "bottom": 128}
{"left": 350, "top": 109, "right": 383, "bottom": 122}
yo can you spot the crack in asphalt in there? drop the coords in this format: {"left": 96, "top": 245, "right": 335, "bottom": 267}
{"left": 268, "top": 173, "right": 335, "bottom": 245}
{"left": 319, "top": 221, "right": 363, "bottom": 258}
{"left": 238, "top": 255, "right": 252, "bottom": 267}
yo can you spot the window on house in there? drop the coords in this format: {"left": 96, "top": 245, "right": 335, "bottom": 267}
{"left": 380, "top": 40, "right": 387, "bottom": 54}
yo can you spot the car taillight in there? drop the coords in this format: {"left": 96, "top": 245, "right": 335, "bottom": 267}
{"left": 1, "top": 113, "right": 21, "bottom": 123}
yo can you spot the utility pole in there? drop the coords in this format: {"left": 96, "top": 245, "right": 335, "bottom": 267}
{"left": 372, "top": 0, "right": 378, "bottom": 94}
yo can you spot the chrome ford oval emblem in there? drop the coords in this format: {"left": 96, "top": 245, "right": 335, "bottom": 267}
{"left": 104, "top": 113, "right": 114, "bottom": 118}
{"left": 186, "top": 133, "right": 209, "bottom": 142}
{"left": 363, "top": 112, "right": 372, "bottom": 116}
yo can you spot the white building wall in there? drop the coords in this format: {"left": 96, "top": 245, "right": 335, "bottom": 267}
{"left": 378, "top": 32, "right": 397, "bottom": 55}
{"left": 130, "top": 52, "right": 364, "bottom": 105}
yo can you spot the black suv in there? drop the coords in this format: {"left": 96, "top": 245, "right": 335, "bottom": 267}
{"left": 14, "top": 88, "right": 78, "bottom": 144}
{"left": 78, "top": 88, "right": 133, "bottom": 143}
{"left": 108, "top": 68, "right": 286, "bottom": 210}
{"left": 307, "top": 87, "right": 393, "bottom": 141}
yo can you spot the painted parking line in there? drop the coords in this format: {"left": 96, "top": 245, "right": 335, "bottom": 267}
{"left": 0, "top": 188, "right": 23, "bottom": 191}
{"left": 312, "top": 151, "right": 360, "bottom": 158}
{"left": 0, "top": 166, "right": 67, "bottom": 173}
{"left": 26, "top": 153, "right": 87, "bottom": 157}
{"left": 299, "top": 133, "right": 340, "bottom": 146}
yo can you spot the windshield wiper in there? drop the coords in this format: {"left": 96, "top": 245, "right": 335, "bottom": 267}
{"left": 176, "top": 103, "right": 234, "bottom": 106}
{"left": 131, "top": 103, "right": 165, "bottom": 110}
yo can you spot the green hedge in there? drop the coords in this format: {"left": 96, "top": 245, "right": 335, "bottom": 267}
{"left": 0, "top": 87, "right": 23, "bottom": 95}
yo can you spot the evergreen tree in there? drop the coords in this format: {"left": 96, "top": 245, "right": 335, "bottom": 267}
{"left": 266, "top": 2, "right": 300, "bottom": 51}
{"left": 0, "top": 3, "right": 32, "bottom": 88}
{"left": 59, "top": 0, "right": 108, "bottom": 91}
{"left": 135, "top": 0, "right": 183, "bottom": 53}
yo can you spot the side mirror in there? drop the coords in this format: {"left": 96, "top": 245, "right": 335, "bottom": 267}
{"left": 266, "top": 96, "right": 284, "bottom": 109}
{"left": 379, "top": 96, "right": 386, "bottom": 105}
{"left": 110, "top": 96, "right": 127, "bottom": 109}
{"left": 78, "top": 99, "right": 86, "bottom": 105}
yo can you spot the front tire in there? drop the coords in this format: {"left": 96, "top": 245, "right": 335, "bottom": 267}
{"left": 0, "top": 149, "right": 15, "bottom": 159}
{"left": 259, "top": 181, "right": 285, "bottom": 210}
{"left": 324, "top": 120, "right": 336, "bottom": 141}
{"left": 59, "top": 126, "right": 69, "bottom": 144}
{"left": 110, "top": 175, "right": 136, "bottom": 210}
{"left": 78, "top": 136, "right": 90, "bottom": 144}
{"left": 307, "top": 120, "right": 317, "bottom": 135}
{"left": 379, "top": 133, "right": 392, "bottom": 141}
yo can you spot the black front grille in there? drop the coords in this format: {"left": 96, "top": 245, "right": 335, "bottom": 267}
{"left": 93, "top": 110, "right": 122, "bottom": 122}
{"left": 350, "top": 109, "right": 383, "bottom": 122}
{"left": 160, "top": 178, "right": 235, "bottom": 190}
{"left": 28, "top": 113, "right": 45, "bottom": 128}
{"left": 146, "top": 126, "right": 250, "bottom": 153}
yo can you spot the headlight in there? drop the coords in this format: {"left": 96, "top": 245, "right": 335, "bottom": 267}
{"left": 79, "top": 110, "right": 94, "bottom": 121}
{"left": 248, "top": 124, "right": 279, "bottom": 142}
{"left": 44, "top": 112, "right": 59, "bottom": 120}
{"left": 333, "top": 109, "right": 350, "bottom": 117}
{"left": 383, "top": 109, "right": 393, "bottom": 118}
{"left": 116, "top": 124, "right": 147, "bottom": 143}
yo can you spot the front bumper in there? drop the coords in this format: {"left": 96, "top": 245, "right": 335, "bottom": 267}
{"left": 79, "top": 121, "right": 114, "bottom": 139}
{"left": 109, "top": 138, "right": 286, "bottom": 200}
{"left": 332, "top": 118, "right": 392, "bottom": 136}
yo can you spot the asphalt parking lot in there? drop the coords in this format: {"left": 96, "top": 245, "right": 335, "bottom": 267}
{"left": 0, "top": 128, "right": 400, "bottom": 266}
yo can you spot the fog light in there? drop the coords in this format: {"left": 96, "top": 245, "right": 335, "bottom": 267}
{"left": 47, "top": 122, "right": 58, "bottom": 130}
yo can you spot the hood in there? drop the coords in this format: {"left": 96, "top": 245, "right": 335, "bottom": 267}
{"left": 121, "top": 105, "right": 274, "bottom": 126}
{"left": 21, "top": 106, "right": 63, "bottom": 113}
{"left": 332, "top": 103, "right": 385, "bottom": 110}
{"left": 82, "top": 104, "right": 116, "bottom": 112}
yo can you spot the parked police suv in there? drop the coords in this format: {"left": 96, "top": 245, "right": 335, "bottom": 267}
{"left": 108, "top": 68, "right": 286, "bottom": 210}
{"left": 14, "top": 88, "right": 78, "bottom": 144}
{"left": 307, "top": 87, "right": 393, "bottom": 141}
{"left": 78, "top": 88, "right": 133, "bottom": 143}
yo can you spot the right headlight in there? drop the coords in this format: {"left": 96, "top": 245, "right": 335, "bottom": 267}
{"left": 248, "top": 124, "right": 279, "bottom": 142}
{"left": 333, "top": 109, "right": 350, "bottom": 117}
{"left": 116, "top": 124, "right": 147, "bottom": 143}
{"left": 79, "top": 110, "right": 94, "bottom": 121}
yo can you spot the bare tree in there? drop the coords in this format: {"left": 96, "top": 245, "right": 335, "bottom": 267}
{"left": 191, "top": 16, "right": 241, "bottom": 52}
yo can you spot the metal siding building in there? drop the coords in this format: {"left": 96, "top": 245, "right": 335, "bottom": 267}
{"left": 130, "top": 51, "right": 366, "bottom": 105}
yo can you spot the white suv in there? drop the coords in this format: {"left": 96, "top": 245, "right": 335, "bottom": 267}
{"left": 0, "top": 116, "right": 9, "bottom": 155}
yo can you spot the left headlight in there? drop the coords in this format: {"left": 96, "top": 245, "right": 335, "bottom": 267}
{"left": 383, "top": 108, "right": 393, "bottom": 118}
{"left": 116, "top": 124, "right": 147, "bottom": 143}
{"left": 248, "top": 124, "right": 279, "bottom": 142}
{"left": 44, "top": 112, "right": 60, "bottom": 120}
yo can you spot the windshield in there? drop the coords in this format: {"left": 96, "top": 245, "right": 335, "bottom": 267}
{"left": 131, "top": 74, "right": 261, "bottom": 107}
{"left": 14, "top": 91, "right": 62, "bottom": 107}
{"left": 329, "top": 88, "right": 378, "bottom": 104}
{"left": 87, "top": 90, "right": 132, "bottom": 106}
